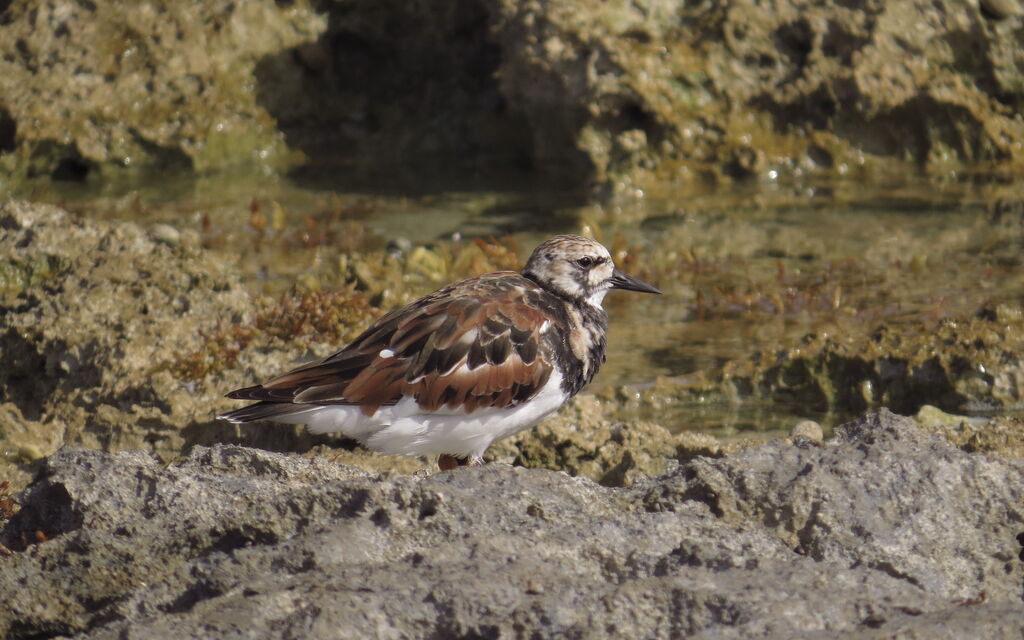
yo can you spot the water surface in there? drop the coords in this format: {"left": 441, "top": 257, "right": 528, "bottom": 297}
{"left": 29, "top": 169, "right": 1024, "bottom": 439}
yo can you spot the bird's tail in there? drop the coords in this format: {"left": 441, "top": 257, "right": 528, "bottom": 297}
{"left": 217, "top": 402, "right": 323, "bottom": 424}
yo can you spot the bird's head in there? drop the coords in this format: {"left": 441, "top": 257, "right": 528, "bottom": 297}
{"left": 522, "top": 234, "right": 661, "bottom": 306}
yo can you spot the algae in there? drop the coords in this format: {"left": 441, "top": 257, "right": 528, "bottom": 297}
{"left": 0, "top": 0, "right": 324, "bottom": 183}
{"left": 4, "top": 1, "right": 1024, "bottom": 194}
{"left": 4, "top": 182, "right": 1024, "bottom": 494}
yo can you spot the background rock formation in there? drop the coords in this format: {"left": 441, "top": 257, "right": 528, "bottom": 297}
{"left": 0, "top": 1, "right": 323, "bottom": 183}
{"left": 2, "top": 0, "right": 1022, "bottom": 191}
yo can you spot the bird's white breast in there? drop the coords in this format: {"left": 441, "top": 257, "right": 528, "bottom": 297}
{"left": 264, "top": 369, "right": 569, "bottom": 460}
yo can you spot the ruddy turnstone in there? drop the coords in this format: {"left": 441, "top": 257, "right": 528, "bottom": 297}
{"left": 218, "top": 234, "right": 661, "bottom": 470}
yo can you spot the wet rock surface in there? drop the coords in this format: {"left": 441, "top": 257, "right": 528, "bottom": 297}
{"left": 724, "top": 310, "right": 1024, "bottom": 415}
{"left": 287, "top": 0, "right": 1024, "bottom": 189}
{"left": 915, "top": 405, "right": 1024, "bottom": 460}
{"left": 491, "top": 394, "right": 727, "bottom": 487}
{"left": 4, "top": 198, "right": 1024, "bottom": 493}
{"left": 0, "top": 200, "right": 726, "bottom": 490}
{"left": 626, "top": 305, "right": 1024, "bottom": 427}
{"left": 1, "top": 410, "right": 1022, "bottom": 638}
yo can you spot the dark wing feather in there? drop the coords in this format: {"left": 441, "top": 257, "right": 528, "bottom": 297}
{"left": 221, "top": 272, "right": 554, "bottom": 419}
{"left": 219, "top": 401, "right": 322, "bottom": 423}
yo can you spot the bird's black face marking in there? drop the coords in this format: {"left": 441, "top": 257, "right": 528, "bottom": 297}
{"left": 573, "top": 255, "right": 610, "bottom": 273}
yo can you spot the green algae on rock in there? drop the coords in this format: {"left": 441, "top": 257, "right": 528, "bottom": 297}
{"left": 5, "top": 1, "right": 1024, "bottom": 194}
{"left": 627, "top": 304, "right": 1024, "bottom": 436}
{"left": 0, "top": 253, "right": 71, "bottom": 300}
{"left": 170, "top": 286, "right": 382, "bottom": 381}
{"left": 490, "top": 394, "right": 724, "bottom": 487}
{"left": 0, "top": 201, "right": 258, "bottom": 488}
{"left": 0, "top": 201, "right": 418, "bottom": 488}
{"left": 491, "top": 0, "right": 1024, "bottom": 192}
{"left": 4, "top": 186, "right": 1023, "bottom": 499}
{"left": 725, "top": 310, "right": 1024, "bottom": 415}
{"left": 0, "top": 200, "right": 717, "bottom": 491}
{"left": 915, "top": 404, "right": 1024, "bottom": 460}
{"left": 0, "top": 0, "right": 322, "bottom": 184}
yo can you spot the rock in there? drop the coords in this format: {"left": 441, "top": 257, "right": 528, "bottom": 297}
{"left": 0, "top": 201, "right": 264, "bottom": 486}
{"left": 0, "top": 1, "right": 322, "bottom": 180}
{"left": 0, "top": 199, "right": 722, "bottom": 492}
{"left": 642, "top": 410, "right": 1024, "bottom": 602}
{"left": 491, "top": 394, "right": 723, "bottom": 487}
{"left": 916, "top": 410, "right": 1024, "bottom": 460}
{"left": 485, "top": 0, "right": 1024, "bottom": 192}
{"left": 704, "top": 316, "right": 1024, "bottom": 416}
{"left": 981, "top": 0, "right": 1023, "bottom": 19}
{"left": 5, "top": 1, "right": 1024, "bottom": 192}
{"left": 149, "top": 224, "right": 181, "bottom": 246}
{"left": 2, "top": 410, "right": 1022, "bottom": 638}
{"left": 914, "top": 404, "right": 976, "bottom": 429}
{"left": 789, "top": 419, "right": 824, "bottom": 443}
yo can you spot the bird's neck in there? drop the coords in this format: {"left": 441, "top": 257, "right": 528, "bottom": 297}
{"left": 551, "top": 297, "right": 608, "bottom": 397}
{"left": 520, "top": 273, "right": 609, "bottom": 397}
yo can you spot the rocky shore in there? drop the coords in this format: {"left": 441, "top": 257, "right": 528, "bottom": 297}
{"left": 4, "top": 198, "right": 1024, "bottom": 487}
{"left": 2, "top": 0, "right": 1024, "bottom": 634}
{"left": 1, "top": 198, "right": 1023, "bottom": 637}
{"left": 2, "top": 410, "right": 1022, "bottom": 638}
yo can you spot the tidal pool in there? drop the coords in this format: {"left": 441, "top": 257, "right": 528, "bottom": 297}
{"left": 28, "top": 168, "right": 1024, "bottom": 441}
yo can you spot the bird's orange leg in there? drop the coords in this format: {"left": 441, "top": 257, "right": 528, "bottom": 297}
{"left": 438, "top": 455, "right": 479, "bottom": 471}
{"left": 438, "top": 454, "right": 460, "bottom": 471}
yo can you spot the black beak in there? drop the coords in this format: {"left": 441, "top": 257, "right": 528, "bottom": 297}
{"left": 610, "top": 268, "right": 662, "bottom": 295}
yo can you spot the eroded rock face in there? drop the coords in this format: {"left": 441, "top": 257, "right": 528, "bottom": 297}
{"left": 3, "top": 1, "right": 1022, "bottom": 191}
{"left": 486, "top": 0, "right": 1024, "bottom": 190}
{"left": 2, "top": 411, "right": 1022, "bottom": 638}
{"left": 0, "top": 0, "right": 323, "bottom": 179}
{"left": 644, "top": 411, "right": 1024, "bottom": 602}
{"left": 730, "top": 311, "right": 1024, "bottom": 415}
{"left": 0, "top": 201, "right": 260, "bottom": 486}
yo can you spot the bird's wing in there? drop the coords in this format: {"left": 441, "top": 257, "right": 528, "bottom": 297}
{"left": 225, "top": 273, "right": 555, "bottom": 416}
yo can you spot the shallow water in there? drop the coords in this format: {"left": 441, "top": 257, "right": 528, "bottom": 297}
{"left": 28, "top": 169, "right": 1024, "bottom": 439}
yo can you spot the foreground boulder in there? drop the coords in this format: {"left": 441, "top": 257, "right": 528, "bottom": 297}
{"left": 2, "top": 410, "right": 1022, "bottom": 638}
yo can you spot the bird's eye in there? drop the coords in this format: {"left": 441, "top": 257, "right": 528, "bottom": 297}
{"left": 575, "top": 256, "right": 595, "bottom": 268}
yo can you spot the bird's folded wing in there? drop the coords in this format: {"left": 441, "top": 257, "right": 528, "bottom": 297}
{"left": 226, "top": 275, "right": 554, "bottom": 416}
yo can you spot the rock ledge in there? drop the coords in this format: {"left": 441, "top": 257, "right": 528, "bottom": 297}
{"left": 2, "top": 410, "right": 1023, "bottom": 638}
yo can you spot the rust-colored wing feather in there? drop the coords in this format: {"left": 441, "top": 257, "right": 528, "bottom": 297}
{"left": 225, "top": 273, "right": 554, "bottom": 416}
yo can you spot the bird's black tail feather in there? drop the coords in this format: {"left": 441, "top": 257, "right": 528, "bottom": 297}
{"left": 217, "top": 401, "right": 320, "bottom": 424}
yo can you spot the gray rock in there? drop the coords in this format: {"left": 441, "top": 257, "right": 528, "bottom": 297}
{"left": 2, "top": 410, "right": 1023, "bottom": 638}
{"left": 642, "top": 410, "right": 1024, "bottom": 603}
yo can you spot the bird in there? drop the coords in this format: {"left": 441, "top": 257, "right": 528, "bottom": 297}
{"left": 218, "top": 234, "right": 661, "bottom": 470}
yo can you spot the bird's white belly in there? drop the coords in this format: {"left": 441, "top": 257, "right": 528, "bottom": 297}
{"left": 268, "top": 370, "right": 569, "bottom": 460}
